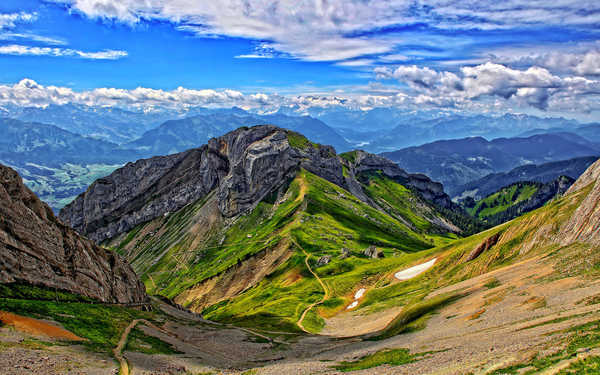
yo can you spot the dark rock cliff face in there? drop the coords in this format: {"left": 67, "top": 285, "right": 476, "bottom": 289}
{"left": 0, "top": 164, "right": 147, "bottom": 303}
{"left": 60, "top": 125, "right": 455, "bottom": 243}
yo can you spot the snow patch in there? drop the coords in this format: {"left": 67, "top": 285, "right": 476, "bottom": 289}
{"left": 394, "top": 258, "right": 437, "bottom": 281}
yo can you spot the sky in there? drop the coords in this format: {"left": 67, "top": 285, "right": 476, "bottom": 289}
{"left": 0, "top": 0, "right": 599, "bottom": 121}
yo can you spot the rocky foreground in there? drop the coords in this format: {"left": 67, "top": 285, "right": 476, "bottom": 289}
{"left": 0, "top": 164, "right": 147, "bottom": 303}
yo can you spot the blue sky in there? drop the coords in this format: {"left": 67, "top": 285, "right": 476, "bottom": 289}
{"left": 0, "top": 0, "right": 599, "bottom": 121}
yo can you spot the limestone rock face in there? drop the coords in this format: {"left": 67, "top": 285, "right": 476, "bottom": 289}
{"left": 60, "top": 125, "right": 455, "bottom": 243}
{"left": 0, "top": 164, "right": 147, "bottom": 303}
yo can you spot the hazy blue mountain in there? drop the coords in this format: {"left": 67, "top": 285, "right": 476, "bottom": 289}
{"left": 281, "top": 108, "right": 587, "bottom": 153}
{"left": 0, "top": 118, "right": 141, "bottom": 210}
{"left": 519, "top": 123, "right": 600, "bottom": 144}
{"left": 381, "top": 133, "right": 600, "bottom": 193}
{"left": 3, "top": 104, "right": 174, "bottom": 144}
{"left": 126, "top": 112, "right": 352, "bottom": 156}
{"left": 452, "top": 156, "right": 598, "bottom": 199}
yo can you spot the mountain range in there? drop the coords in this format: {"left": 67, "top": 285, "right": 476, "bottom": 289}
{"left": 382, "top": 133, "right": 600, "bottom": 194}
{"left": 2, "top": 124, "right": 600, "bottom": 374}
{"left": 125, "top": 112, "right": 352, "bottom": 156}
{"left": 453, "top": 156, "right": 599, "bottom": 200}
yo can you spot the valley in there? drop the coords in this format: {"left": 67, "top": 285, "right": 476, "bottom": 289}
{"left": 2, "top": 2, "right": 600, "bottom": 374}
{"left": 1, "top": 138, "right": 600, "bottom": 373}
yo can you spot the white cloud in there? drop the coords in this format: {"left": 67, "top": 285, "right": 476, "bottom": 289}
{"left": 51, "top": 1, "right": 600, "bottom": 63}
{"left": 234, "top": 54, "right": 273, "bottom": 59}
{"left": 0, "top": 79, "right": 274, "bottom": 109}
{"left": 0, "top": 44, "right": 127, "bottom": 60}
{"left": 379, "top": 54, "right": 409, "bottom": 62}
{"left": 335, "top": 59, "right": 375, "bottom": 67}
{"left": 1, "top": 74, "right": 599, "bottom": 116}
{"left": 0, "top": 32, "right": 67, "bottom": 45}
{"left": 489, "top": 46, "right": 600, "bottom": 77}
{"left": 0, "top": 12, "right": 37, "bottom": 29}
{"left": 376, "top": 62, "right": 600, "bottom": 111}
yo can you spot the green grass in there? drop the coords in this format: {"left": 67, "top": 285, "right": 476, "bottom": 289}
{"left": 286, "top": 131, "right": 318, "bottom": 150}
{"left": 484, "top": 277, "right": 501, "bottom": 289}
{"left": 0, "top": 296, "right": 156, "bottom": 353}
{"left": 202, "top": 169, "right": 464, "bottom": 332}
{"left": 333, "top": 348, "right": 420, "bottom": 372}
{"left": 371, "top": 292, "right": 462, "bottom": 340}
{"left": 339, "top": 151, "right": 358, "bottom": 164}
{"left": 468, "top": 182, "right": 540, "bottom": 219}
{"left": 0, "top": 283, "right": 95, "bottom": 302}
{"left": 125, "top": 327, "right": 181, "bottom": 355}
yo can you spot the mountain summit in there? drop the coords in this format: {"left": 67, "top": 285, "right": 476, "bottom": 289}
{"left": 59, "top": 125, "right": 472, "bottom": 330}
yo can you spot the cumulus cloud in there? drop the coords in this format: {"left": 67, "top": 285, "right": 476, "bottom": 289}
{"left": 491, "top": 48, "right": 600, "bottom": 77}
{"left": 1, "top": 73, "right": 598, "bottom": 115}
{"left": 0, "top": 79, "right": 273, "bottom": 109}
{"left": 377, "top": 62, "right": 600, "bottom": 110}
{"left": 0, "top": 44, "right": 128, "bottom": 60}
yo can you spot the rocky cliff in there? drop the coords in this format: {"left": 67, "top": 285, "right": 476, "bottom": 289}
{"left": 0, "top": 164, "right": 147, "bottom": 303}
{"left": 560, "top": 158, "right": 600, "bottom": 245}
{"left": 60, "top": 125, "right": 456, "bottom": 243}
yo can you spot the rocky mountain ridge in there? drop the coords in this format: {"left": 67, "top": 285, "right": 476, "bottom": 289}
{"left": 60, "top": 125, "right": 455, "bottom": 243}
{"left": 0, "top": 164, "right": 147, "bottom": 303}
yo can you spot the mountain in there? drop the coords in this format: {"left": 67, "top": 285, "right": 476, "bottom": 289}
{"left": 519, "top": 123, "right": 600, "bottom": 144}
{"left": 453, "top": 156, "right": 598, "bottom": 199}
{"left": 300, "top": 110, "right": 587, "bottom": 153}
{"left": 0, "top": 163, "right": 146, "bottom": 303}
{"left": 126, "top": 112, "right": 352, "bottom": 156}
{"left": 60, "top": 125, "right": 477, "bottom": 331}
{"left": 461, "top": 176, "right": 574, "bottom": 226}
{"left": 4, "top": 103, "right": 172, "bottom": 144}
{"left": 381, "top": 133, "right": 600, "bottom": 193}
{"left": 0, "top": 118, "right": 142, "bottom": 210}
{"left": 3, "top": 128, "right": 600, "bottom": 374}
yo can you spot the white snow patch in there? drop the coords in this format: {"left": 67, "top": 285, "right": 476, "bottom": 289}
{"left": 394, "top": 258, "right": 437, "bottom": 281}
{"left": 354, "top": 288, "right": 366, "bottom": 300}
{"left": 346, "top": 301, "right": 358, "bottom": 310}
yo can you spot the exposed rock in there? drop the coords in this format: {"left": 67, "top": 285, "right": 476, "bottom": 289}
{"left": 60, "top": 125, "right": 457, "bottom": 243}
{"left": 340, "top": 247, "right": 350, "bottom": 259}
{"left": 559, "top": 158, "right": 600, "bottom": 245}
{"left": 0, "top": 164, "right": 147, "bottom": 303}
{"left": 363, "top": 245, "right": 384, "bottom": 259}
{"left": 466, "top": 232, "right": 502, "bottom": 262}
{"left": 317, "top": 255, "right": 331, "bottom": 266}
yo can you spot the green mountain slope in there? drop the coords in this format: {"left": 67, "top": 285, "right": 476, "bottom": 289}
{"left": 461, "top": 176, "right": 575, "bottom": 226}
{"left": 467, "top": 182, "right": 540, "bottom": 218}
{"left": 107, "top": 168, "right": 459, "bottom": 332}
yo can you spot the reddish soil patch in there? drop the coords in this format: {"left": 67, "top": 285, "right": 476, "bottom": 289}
{"left": 0, "top": 311, "right": 84, "bottom": 341}
{"left": 466, "top": 308, "right": 486, "bottom": 320}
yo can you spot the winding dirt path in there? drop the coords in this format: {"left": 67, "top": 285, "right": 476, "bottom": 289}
{"left": 295, "top": 240, "right": 329, "bottom": 333}
{"left": 114, "top": 319, "right": 142, "bottom": 375}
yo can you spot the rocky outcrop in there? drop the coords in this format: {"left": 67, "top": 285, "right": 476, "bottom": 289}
{"left": 559, "top": 158, "right": 600, "bottom": 245}
{"left": 363, "top": 246, "right": 384, "bottom": 259}
{"left": 0, "top": 164, "right": 147, "bottom": 303}
{"left": 349, "top": 150, "right": 453, "bottom": 209}
{"left": 60, "top": 125, "right": 456, "bottom": 243}
{"left": 466, "top": 232, "right": 501, "bottom": 262}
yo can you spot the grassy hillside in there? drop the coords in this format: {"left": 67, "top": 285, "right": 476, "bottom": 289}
{"left": 107, "top": 168, "right": 459, "bottom": 333}
{"left": 467, "top": 182, "right": 541, "bottom": 219}
{"left": 107, "top": 158, "right": 598, "bottom": 337}
{"left": 356, "top": 177, "right": 597, "bottom": 337}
